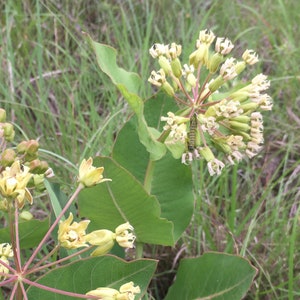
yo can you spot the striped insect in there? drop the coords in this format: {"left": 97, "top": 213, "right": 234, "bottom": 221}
{"left": 187, "top": 113, "right": 198, "bottom": 152}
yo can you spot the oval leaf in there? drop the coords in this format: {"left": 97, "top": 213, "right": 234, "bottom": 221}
{"left": 164, "top": 252, "right": 257, "bottom": 300}
{"left": 78, "top": 157, "right": 174, "bottom": 246}
{"left": 26, "top": 255, "right": 157, "bottom": 299}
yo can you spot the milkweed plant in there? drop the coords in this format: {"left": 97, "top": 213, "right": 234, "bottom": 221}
{"left": 0, "top": 29, "right": 271, "bottom": 299}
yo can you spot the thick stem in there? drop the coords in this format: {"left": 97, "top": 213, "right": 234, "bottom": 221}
{"left": 8, "top": 204, "right": 20, "bottom": 273}
{"left": 14, "top": 202, "right": 22, "bottom": 272}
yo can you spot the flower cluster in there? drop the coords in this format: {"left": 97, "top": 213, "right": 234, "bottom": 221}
{"left": 0, "top": 108, "right": 54, "bottom": 209}
{"left": 86, "top": 281, "right": 140, "bottom": 300}
{"left": 148, "top": 29, "right": 272, "bottom": 175}
{"left": 0, "top": 243, "right": 13, "bottom": 280}
{"left": 58, "top": 214, "right": 136, "bottom": 256}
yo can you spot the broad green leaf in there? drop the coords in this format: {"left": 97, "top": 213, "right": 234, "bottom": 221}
{"left": 113, "top": 93, "right": 194, "bottom": 241}
{"left": 78, "top": 157, "right": 174, "bottom": 246}
{"left": 85, "top": 33, "right": 165, "bottom": 160}
{"left": 164, "top": 252, "right": 257, "bottom": 300}
{"left": 0, "top": 218, "right": 49, "bottom": 249}
{"left": 26, "top": 255, "right": 157, "bottom": 299}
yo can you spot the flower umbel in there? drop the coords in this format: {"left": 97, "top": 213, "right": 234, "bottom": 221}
{"left": 78, "top": 157, "right": 111, "bottom": 187}
{"left": 149, "top": 29, "right": 272, "bottom": 175}
{"left": 58, "top": 213, "right": 90, "bottom": 249}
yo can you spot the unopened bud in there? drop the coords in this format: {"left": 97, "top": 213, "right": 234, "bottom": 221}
{"left": 19, "top": 210, "right": 33, "bottom": 221}
{"left": 170, "top": 58, "right": 182, "bottom": 78}
{"left": 240, "top": 102, "right": 259, "bottom": 113}
{"left": 162, "top": 82, "right": 175, "bottom": 96}
{"left": 230, "top": 115, "right": 250, "bottom": 123}
{"left": 208, "top": 53, "right": 223, "bottom": 73}
{"left": 158, "top": 56, "right": 172, "bottom": 74}
{"left": 3, "top": 123, "right": 15, "bottom": 142}
{"left": 29, "top": 159, "right": 49, "bottom": 174}
{"left": 208, "top": 75, "right": 224, "bottom": 93}
{"left": 229, "top": 120, "right": 251, "bottom": 131}
{"left": 17, "top": 140, "right": 39, "bottom": 154}
{"left": 0, "top": 149, "right": 16, "bottom": 167}
{"left": 235, "top": 61, "right": 246, "bottom": 75}
{"left": 198, "top": 146, "right": 215, "bottom": 162}
{"left": 0, "top": 109, "right": 6, "bottom": 122}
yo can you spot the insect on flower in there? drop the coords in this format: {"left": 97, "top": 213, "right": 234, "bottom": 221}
{"left": 187, "top": 113, "right": 198, "bottom": 152}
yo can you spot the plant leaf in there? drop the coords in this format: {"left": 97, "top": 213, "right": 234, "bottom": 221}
{"left": 113, "top": 93, "right": 194, "bottom": 241}
{"left": 78, "top": 157, "right": 174, "bottom": 246}
{"left": 0, "top": 218, "right": 49, "bottom": 249}
{"left": 26, "top": 255, "right": 157, "bottom": 299}
{"left": 164, "top": 252, "right": 258, "bottom": 300}
{"left": 85, "top": 33, "right": 166, "bottom": 160}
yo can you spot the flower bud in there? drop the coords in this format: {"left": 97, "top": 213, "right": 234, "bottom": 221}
{"left": 240, "top": 102, "right": 259, "bottom": 113}
{"left": 28, "top": 159, "right": 49, "bottom": 174}
{"left": 19, "top": 210, "right": 33, "bottom": 221}
{"left": 162, "top": 82, "right": 175, "bottom": 96}
{"left": 170, "top": 58, "right": 182, "bottom": 78}
{"left": 198, "top": 146, "right": 215, "bottom": 162}
{"left": 158, "top": 56, "right": 172, "bottom": 74}
{"left": 230, "top": 115, "right": 250, "bottom": 123}
{"left": 0, "top": 149, "right": 16, "bottom": 167}
{"left": 235, "top": 61, "right": 246, "bottom": 75}
{"left": 2, "top": 123, "right": 15, "bottom": 142}
{"left": 229, "top": 120, "right": 251, "bottom": 132}
{"left": 208, "top": 52, "right": 223, "bottom": 73}
{"left": 17, "top": 140, "right": 39, "bottom": 155}
{"left": 0, "top": 109, "right": 6, "bottom": 122}
{"left": 208, "top": 75, "right": 225, "bottom": 93}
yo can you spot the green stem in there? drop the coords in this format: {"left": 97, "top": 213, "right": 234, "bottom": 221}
{"left": 228, "top": 164, "right": 237, "bottom": 232}
{"left": 143, "top": 159, "right": 155, "bottom": 193}
{"left": 134, "top": 159, "right": 156, "bottom": 259}
{"left": 8, "top": 203, "right": 21, "bottom": 273}
{"left": 135, "top": 242, "right": 144, "bottom": 259}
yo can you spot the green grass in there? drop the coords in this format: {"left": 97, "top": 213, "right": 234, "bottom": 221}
{"left": 1, "top": 0, "right": 300, "bottom": 299}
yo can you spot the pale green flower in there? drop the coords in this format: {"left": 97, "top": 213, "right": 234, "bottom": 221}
{"left": 148, "top": 29, "right": 272, "bottom": 175}
{"left": 78, "top": 157, "right": 111, "bottom": 187}
{"left": 0, "top": 160, "right": 33, "bottom": 208}
{"left": 58, "top": 213, "right": 90, "bottom": 249}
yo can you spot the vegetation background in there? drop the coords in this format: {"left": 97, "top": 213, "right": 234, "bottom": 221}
{"left": 0, "top": 0, "right": 299, "bottom": 299}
